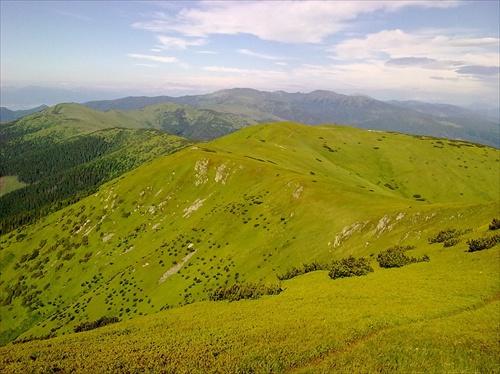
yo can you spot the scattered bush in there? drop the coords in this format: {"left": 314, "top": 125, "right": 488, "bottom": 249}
{"left": 489, "top": 218, "right": 500, "bottom": 231}
{"left": 443, "top": 238, "right": 461, "bottom": 248}
{"left": 428, "top": 228, "right": 471, "bottom": 245}
{"left": 466, "top": 234, "right": 500, "bottom": 252}
{"left": 13, "top": 333, "right": 56, "bottom": 345}
{"left": 328, "top": 256, "right": 373, "bottom": 280}
{"left": 377, "top": 245, "right": 429, "bottom": 268}
{"left": 277, "top": 261, "right": 329, "bottom": 280}
{"left": 73, "top": 316, "right": 120, "bottom": 333}
{"left": 209, "top": 282, "right": 282, "bottom": 302}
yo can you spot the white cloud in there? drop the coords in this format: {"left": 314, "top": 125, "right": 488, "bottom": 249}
{"left": 127, "top": 53, "right": 178, "bottom": 63}
{"left": 238, "top": 49, "right": 288, "bottom": 61}
{"left": 291, "top": 60, "right": 498, "bottom": 104}
{"left": 447, "top": 37, "right": 499, "bottom": 47}
{"left": 156, "top": 35, "right": 207, "bottom": 50}
{"left": 202, "top": 66, "right": 286, "bottom": 79}
{"left": 329, "top": 29, "right": 499, "bottom": 66}
{"left": 133, "top": 1, "right": 461, "bottom": 44}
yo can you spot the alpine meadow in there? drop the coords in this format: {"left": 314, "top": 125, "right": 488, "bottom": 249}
{"left": 0, "top": 100, "right": 499, "bottom": 372}
{"left": 2, "top": 0, "right": 500, "bottom": 371}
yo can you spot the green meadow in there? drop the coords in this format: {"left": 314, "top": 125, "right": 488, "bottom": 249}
{"left": 0, "top": 122, "right": 498, "bottom": 372}
{"left": 0, "top": 176, "right": 27, "bottom": 197}
{"left": 1, "top": 244, "right": 498, "bottom": 373}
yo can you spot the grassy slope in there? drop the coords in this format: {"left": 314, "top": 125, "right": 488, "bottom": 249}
{"left": 0, "top": 246, "right": 498, "bottom": 373}
{"left": 0, "top": 122, "right": 498, "bottom": 371}
{"left": 1, "top": 102, "right": 254, "bottom": 146}
{"left": 111, "top": 102, "right": 254, "bottom": 140}
{"left": 0, "top": 177, "right": 27, "bottom": 197}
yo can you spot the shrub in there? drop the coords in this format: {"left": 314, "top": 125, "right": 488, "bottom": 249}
{"left": 489, "top": 218, "right": 500, "bottom": 231}
{"left": 13, "top": 333, "right": 56, "bottom": 345}
{"left": 209, "top": 282, "right": 282, "bottom": 302}
{"left": 377, "top": 245, "right": 429, "bottom": 268}
{"left": 328, "top": 256, "right": 373, "bottom": 280}
{"left": 74, "top": 316, "right": 120, "bottom": 333}
{"left": 443, "top": 238, "right": 461, "bottom": 247}
{"left": 276, "top": 261, "right": 329, "bottom": 280}
{"left": 428, "top": 228, "right": 471, "bottom": 245}
{"left": 466, "top": 234, "right": 500, "bottom": 252}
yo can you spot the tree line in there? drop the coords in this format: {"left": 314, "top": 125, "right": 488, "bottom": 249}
{"left": 0, "top": 129, "right": 189, "bottom": 234}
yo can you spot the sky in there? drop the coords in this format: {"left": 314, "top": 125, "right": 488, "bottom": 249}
{"left": 1, "top": 0, "right": 499, "bottom": 108}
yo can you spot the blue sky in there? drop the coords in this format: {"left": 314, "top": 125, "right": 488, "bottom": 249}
{"left": 1, "top": 1, "right": 499, "bottom": 107}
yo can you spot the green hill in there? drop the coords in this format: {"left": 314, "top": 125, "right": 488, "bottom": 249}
{"left": 0, "top": 122, "right": 498, "bottom": 372}
{"left": 114, "top": 102, "right": 252, "bottom": 140}
{"left": 0, "top": 104, "right": 193, "bottom": 233}
{"left": 0, "top": 101, "right": 262, "bottom": 233}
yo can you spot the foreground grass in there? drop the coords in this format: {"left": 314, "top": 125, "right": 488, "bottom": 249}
{"left": 1, "top": 243, "right": 498, "bottom": 373}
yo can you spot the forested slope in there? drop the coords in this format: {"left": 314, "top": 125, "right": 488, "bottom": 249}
{"left": 0, "top": 105, "right": 192, "bottom": 234}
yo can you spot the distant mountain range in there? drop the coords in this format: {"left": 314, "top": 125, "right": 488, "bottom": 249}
{"left": 83, "top": 88, "right": 500, "bottom": 147}
{"left": 2, "top": 88, "right": 498, "bottom": 147}
{"left": 0, "top": 105, "right": 49, "bottom": 122}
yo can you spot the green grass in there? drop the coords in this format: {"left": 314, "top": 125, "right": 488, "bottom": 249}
{"left": 0, "top": 176, "right": 27, "bottom": 197}
{"left": 0, "top": 122, "right": 498, "bottom": 372}
{"left": 1, "top": 243, "right": 498, "bottom": 373}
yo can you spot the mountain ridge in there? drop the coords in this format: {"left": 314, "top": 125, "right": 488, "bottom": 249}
{"left": 2, "top": 88, "right": 497, "bottom": 147}
{"left": 82, "top": 88, "right": 499, "bottom": 147}
{"left": 0, "top": 105, "right": 49, "bottom": 123}
{"left": 1, "top": 122, "right": 498, "bottom": 345}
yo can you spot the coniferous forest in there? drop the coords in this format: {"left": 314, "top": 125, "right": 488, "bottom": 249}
{"left": 0, "top": 127, "right": 191, "bottom": 234}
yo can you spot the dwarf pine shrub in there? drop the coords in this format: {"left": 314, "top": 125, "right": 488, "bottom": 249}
{"left": 209, "top": 282, "right": 282, "bottom": 302}
{"left": 276, "top": 261, "right": 329, "bottom": 280}
{"left": 428, "top": 228, "right": 472, "bottom": 247}
{"left": 328, "top": 256, "right": 373, "bottom": 280}
{"left": 466, "top": 234, "right": 500, "bottom": 252}
{"left": 377, "top": 245, "right": 429, "bottom": 268}
{"left": 74, "top": 316, "right": 120, "bottom": 333}
{"left": 489, "top": 218, "right": 500, "bottom": 231}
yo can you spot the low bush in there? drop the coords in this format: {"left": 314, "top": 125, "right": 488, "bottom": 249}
{"left": 466, "top": 234, "right": 500, "bottom": 252}
{"left": 428, "top": 228, "right": 470, "bottom": 244}
{"left": 377, "top": 245, "right": 429, "bottom": 268}
{"left": 209, "top": 282, "right": 282, "bottom": 302}
{"left": 489, "top": 218, "right": 500, "bottom": 231}
{"left": 443, "top": 238, "right": 461, "bottom": 247}
{"left": 328, "top": 256, "right": 373, "bottom": 280}
{"left": 13, "top": 333, "right": 56, "bottom": 345}
{"left": 73, "top": 316, "right": 120, "bottom": 333}
{"left": 277, "top": 261, "right": 329, "bottom": 280}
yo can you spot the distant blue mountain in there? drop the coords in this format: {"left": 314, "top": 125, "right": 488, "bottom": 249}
{"left": 83, "top": 88, "right": 500, "bottom": 148}
{"left": 0, "top": 105, "right": 49, "bottom": 122}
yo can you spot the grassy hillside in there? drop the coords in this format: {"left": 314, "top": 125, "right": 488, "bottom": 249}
{"left": 0, "top": 122, "right": 498, "bottom": 372}
{"left": 0, "top": 104, "right": 193, "bottom": 233}
{"left": 1, "top": 256, "right": 498, "bottom": 373}
{"left": 115, "top": 102, "right": 252, "bottom": 140}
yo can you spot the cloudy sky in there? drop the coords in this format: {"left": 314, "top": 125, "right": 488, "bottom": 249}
{"left": 1, "top": 0, "right": 499, "bottom": 107}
